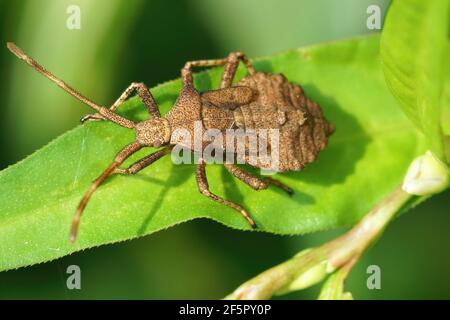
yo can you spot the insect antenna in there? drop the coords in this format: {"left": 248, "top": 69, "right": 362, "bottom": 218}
{"left": 7, "top": 42, "right": 134, "bottom": 129}
{"left": 70, "top": 142, "right": 142, "bottom": 242}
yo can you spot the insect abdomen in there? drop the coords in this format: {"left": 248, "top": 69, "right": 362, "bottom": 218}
{"left": 236, "top": 72, "right": 333, "bottom": 171}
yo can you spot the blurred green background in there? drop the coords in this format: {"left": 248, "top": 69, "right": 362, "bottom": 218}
{"left": 0, "top": 0, "right": 449, "bottom": 299}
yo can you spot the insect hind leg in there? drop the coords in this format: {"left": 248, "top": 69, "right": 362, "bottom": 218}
{"left": 224, "top": 164, "right": 293, "bottom": 196}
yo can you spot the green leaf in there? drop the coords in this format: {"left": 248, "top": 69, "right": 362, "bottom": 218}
{"left": 380, "top": 0, "right": 449, "bottom": 160}
{"left": 0, "top": 36, "right": 429, "bottom": 271}
{"left": 443, "top": 51, "right": 450, "bottom": 136}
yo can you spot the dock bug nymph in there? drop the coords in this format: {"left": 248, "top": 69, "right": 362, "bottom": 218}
{"left": 7, "top": 43, "right": 334, "bottom": 242}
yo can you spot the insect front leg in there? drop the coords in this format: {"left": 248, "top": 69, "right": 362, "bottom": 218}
{"left": 114, "top": 147, "right": 172, "bottom": 175}
{"left": 81, "top": 82, "right": 161, "bottom": 123}
{"left": 195, "top": 159, "right": 257, "bottom": 228}
{"left": 223, "top": 164, "right": 293, "bottom": 195}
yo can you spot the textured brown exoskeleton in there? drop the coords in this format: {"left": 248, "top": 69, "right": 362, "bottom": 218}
{"left": 7, "top": 43, "right": 334, "bottom": 242}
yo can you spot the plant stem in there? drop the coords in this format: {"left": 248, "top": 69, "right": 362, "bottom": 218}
{"left": 226, "top": 185, "right": 412, "bottom": 300}
{"left": 325, "top": 186, "right": 411, "bottom": 268}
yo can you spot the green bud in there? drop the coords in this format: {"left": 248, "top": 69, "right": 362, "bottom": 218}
{"left": 279, "top": 260, "right": 328, "bottom": 294}
{"left": 402, "top": 151, "right": 449, "bottom": 196}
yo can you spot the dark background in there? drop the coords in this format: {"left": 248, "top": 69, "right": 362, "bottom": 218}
{"left": 0, "top": 0, "right": 449, "bottom": 299}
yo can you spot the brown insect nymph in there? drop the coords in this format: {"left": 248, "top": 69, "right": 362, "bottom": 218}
{"left": 7, "top": 43, "right": 334, "bottom": 242}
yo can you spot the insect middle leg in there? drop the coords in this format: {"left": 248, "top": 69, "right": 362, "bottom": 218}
{"left": 182, "top": 52, "right": 255, "bottom": 89}
{"left": 220, "top": 52, "right": 255, "bottom": 88}
{"left": 195, "top": 159, "right": 257, "bottom": 228}
{"left": 81, "top": 82, "right": 161, "bottom": 122}
{"left": 223, "top": 163, "right": 293, "bottom": 195}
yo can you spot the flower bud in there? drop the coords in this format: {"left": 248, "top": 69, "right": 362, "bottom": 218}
{"left": 402, "top": 151, "right": 449, "bottom": 196}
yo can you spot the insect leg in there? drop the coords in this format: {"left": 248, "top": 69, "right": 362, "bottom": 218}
{"left": 223, "top": 164, "right": 293, "bottom": 195}
{"left": 220, "top": 52, "right": 256, "bottom": 88}
{"left": 7, "top": 42, "right": 135, "bottom": 129}
{"left": 70, "top": 141, "right": 142, "bottom": 242}
{"left": 181, "top": 52, "right": 256, "bottom": 89}
{"left": 114, "top": 147, "right": 172, "bottom": 175}
{"left": 81, "top": 82, "right": 161, "bottom": 123}
{"left": 223, "top": 163, "right": 268, "bottom": 190}
{"left": 182, "top": 57, "right": 228, "bottom": 87}
{"left": 261, "top": 177, "right": 293, "bottom": 196}
{"left": 195, "top": 159, "right": 257, "bottom": 228}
